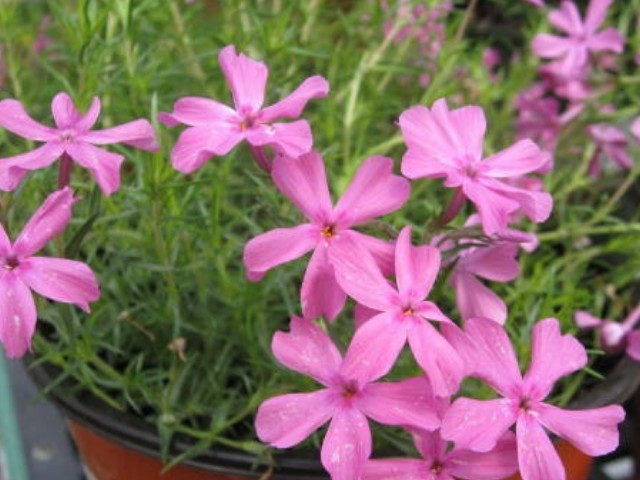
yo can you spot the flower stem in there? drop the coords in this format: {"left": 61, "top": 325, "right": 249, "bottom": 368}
{"left": 249, "top": 145, "right": 272, "bottom": 173}
{"left": 58, "top": 153, "right": 73, "bottom": 190}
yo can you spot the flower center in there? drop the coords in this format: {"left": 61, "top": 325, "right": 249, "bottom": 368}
{"left": 59, "top": 129, "right": 76, "bottom": 142}
{"left": 519, "top": 398, "right": 533, "bottom": 413}
{"left": 342, "top": 381, "right": 359, "bottom": 399}
{"left": 3, "top": 254, "right": 19, "bottom": 271}
{"left": 464, "top": 163, "right": 480, "bottom": 178}
{"left": 321, "top": 225, "right": 336, "bottom": 239}
{"left": 403, "top": 306, "right": 415, "bottom": 316}
{"left": 431, "top": 461, "right": 444, "bottom": 474}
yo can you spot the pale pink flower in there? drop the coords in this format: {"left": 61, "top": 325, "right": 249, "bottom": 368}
{"left": 329, "top": 226, "right": 465, "bottom": 397}
{"left": 160, "top": 45, "right": 329, "bottom": 173}
{"left": 0, "top": 93, "right": 159, "bottom": 195}
{"left": 586, "top": 123, "right": 633, "bottom": 177}
{"left": 255, "top": 317, "right": 439, "bottom": 480}
{"left": 532, "top": 0, "right": 624, "bottom": 75}
{"left": 441, "top": 317, "right": 624, "bottom": 480}
{"left": 538, "top": 60, "right": 592, "bottom": 102}
{"left": 631, "top": 117, "right": 640, "bottom": 143}
{"left": 483, "top": 47, "right": 501, "bottom": 83}
{"left": 399, "top": 98, "right": 552, "bottom": 235}
{"left": 243, "top": 152, "right": 409, "bottom": 321}
{"left": 0, "top": 188, "right": 100, "bottom": 358}
{"left": 575, "top": 306, "right": 640, "bottom": 360}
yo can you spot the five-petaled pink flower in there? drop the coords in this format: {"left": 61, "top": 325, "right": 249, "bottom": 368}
{"left": 576, "top": 306, "right": 640, "bottom": 360}
{"left": 160, "top": 45, "right": 329, "bottom": 173}
{"left": 0, "top": 92, "right": 159, "bottom": 195}
{"left": 329, "top": 226, "right": 465, "bottom": 397}
{"left": 586, "top": 123, "right": 633, "bottom": 177}
{"left": 399, "top": 98, "right": 552, "bottom": 235}
{"left": 532, "top": 0, "right": 624, "bottom": 74}
{"left": 256, "top": 317, "right": 439, "bottom": 480}
{"left": 0, "top": 188, "right": 100, "bottom": 358}
{"left": 243, "top": 151, "right": 409, "bottom": 321}
{"left": 441, "top": 317, "right": 624, "bottom": 480}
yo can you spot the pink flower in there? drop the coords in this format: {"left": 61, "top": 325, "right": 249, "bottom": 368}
{"left": 243, "top": 152, "right": 409, "bottom": 321}
{"left": 483, "top": 47, "right": 501, "bottom": 83}
{"left": 524, "top": 0, "right": 545, "bottom": 7}
{"left": 441, "top": 317, "right": 625, "bottom": 480}
{"left": 0, "top": 92, "right": 159, "bottom": 195}
{"left": 575, "top": 306, "right": 640, "bottom": 360}
{"left": 631, "top": 117, "right": 640, "bottom": 143}
{"left": 329, "top": 226, "right": 465, "bottom": 397}
{"left": 0, "top": 188, "right": 100, "bottom": 358}
{"left": 160, "top": 45, "right": 329, "bottom": 173}
{"left": 255, "top": 317, "right": 439, "bottom": 480}
{"left": 364, "top": 429, "right": 518, "bottom": 480}
{"left": 538, "top": 60, "right": 592, "bottom": 102}
{"left": 586, "top": 123, "right": 633, "bottom": 177}
{"left": 532, "top": 0, "right": 624, "bottom": 74}
{"left": 399, "top": 98, "right": 552, "bottom": 235}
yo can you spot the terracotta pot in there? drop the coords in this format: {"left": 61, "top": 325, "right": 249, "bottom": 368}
{"left": 506, "top": 439, "right": 593, "bottom": 480}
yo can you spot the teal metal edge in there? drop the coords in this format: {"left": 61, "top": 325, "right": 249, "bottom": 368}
{"left": 0, "top": 355, "right": 29, "bottom": 480}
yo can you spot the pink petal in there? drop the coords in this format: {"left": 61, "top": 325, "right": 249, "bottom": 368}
{"left": 363, "top": 459, "right": 428, "bottom": 479}
{"left": 354, "top": 303, "right": 379, "bottom": 329}
{"left": 531, "top": 34, "right": 571, "bottom": 58}
{"left": 401, "top": 147, "right": 455, "bottom": 180}
{"left": 0, "top": 273, "right": 37, "bottom": 358}
{"left": 451, "top": 271, "right": 508, "bottom": 324}
{"left": 458, "top": 244, "right": 520, "bottom": 282}
{"left": 461, "top": 182, "right": 519, "bottom": 235}
{"left": 301, "top": 246, "right": 346, "bottom": 322}
{"left": 271, "top": 151, "right": 332, "bottom": 223}
{"left": 631, "top": 117, "right": 640, "bottom": 143}
{"left": 516, "top": 414, "right": 565, "bottom": 480}
{"left": 537, "top": 402, "right": 624, "bottom": 456}
{"left": 0, "top": 142, "right": 65, "bottom": 191}
{"left": 260, "top": 75, "right": 330, "bottom": 122}
{"left": 479, "top": 177, "right": 553, "bottom": 225}
{"left": 333, "top": 156, "right": 410, "bottom": 228}
{"left": 358, "top": 377, "right": 440, "bottom": 431}
{"left": 447, "top": 431, "right": 519, "bottom": 480}
{"left": 51, "top": 92, "right": 82, "bottom": 129}
{"left": 243, "top": 224, "right": 318, "bottom": 279}
{"left": 407, "top": 321, "right": 465, "bottom": 397}
{"left": 413, "top": 429, "right": 447, "bottom": 461}
{"left": 340, "top": 313, "right": 406, "bottom": 385}
{"left": 80, "top": 119, "right": 159, "bottom": 151}
{"left": 415, "top": 301, "right": 451, "bottom": 323}
{"left": 483, "top": 140, "right": 547, "bottom": 178}
{"left": 0, "top": 224, "right": 10, "bottom": 256}
{"left": 272, "top": 316, "right": 342, "bottom": 386}
{"left": 169, "top": 125, "right": 243, "bottom": 174}
{"left": 626, "top": 330, "right": 640, "bottom": 361}
{"left": 255, "top": 389, "right": 337, "bottom": 448}
{"left": 524, "top": 318, "right": 587, "bottom": 400}
{"left": 17, "top": 257, "right": 100, "bottom": 312}
{"left": 395, "top": 226, "right": 441, "bottom": 304}
{"left": 218, "top": 45, "right": 268, "bottom": 112}
{"left": 74, "top": 97, "right": 101, "bottom": 132}
{"left": 462, "top": 317, "right": 523, "bottom": 396}
{"left": 588, "top": 28, "right": 625, "bottom": 53}
{"left": 346, "top": 231, "right": 395, "bottom": 275}
{"left": 65, "top": 142, "right": 125, "bottom": 196}
{"left": 549, "top": 1, "right": 584, "bottom": 35}
{"left": 441, "top": 398, "right": 517, "bottom": 453}
{"left": 574, "top": 310, "right": 604, "bottom": 329}
{"left": 584, "top": 0, "right": 613, "bottom": 34}
{"left": 448, "top": 104, "right": 487, "bottom": 162}
{"left": 157, "top": 97, "right": 236, "bottom": 127}
{"left": 321, "top": 408, "right": 372, "bottom": 480}
{"left": 0, "top": 99, "right": 56, "bottom": 141}
{"left": 13, "top": 187, "right": 74, "bottom": 257}
{"left": 245, "top": 120, "right": 313, "bottom": 158}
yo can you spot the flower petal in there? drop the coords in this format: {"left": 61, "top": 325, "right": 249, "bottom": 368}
{"left": 334, "top": 156, "right": 410, "bottom": 228}
{"left": 0, "top": 142, "right": 65, "bottom": 191}
{"left": 272, "top": 316, "right": 342, "bottom": 386}
{"left": 584, "top": 0, "right": 613, "bottom": 34}
{"left": 245, "top": 120, "right": 313, "bottom": 158}
{"left": 157, "top": 97, "right": 236, "bottom": 127}
{"left": 626, "top": 330, "right": 640, "bottom": 361}
{"left": 169, "top": 125, "right": 243, "bottom": 174}
{"left": 457, "top": 243, "right": 520, "bottom": 282}
{"left": 483, "top": 139, "right": 547, "bottom": 178}
{"left": 65, "top": 142, "right": 125, "bottom": 196}
{"left": 218, "top": 45, "right": 268, "bottom": 112}
{"left": 255, "top": 389, "right": 337, "bottom": 448}
{"left": 588, "top": 28, "right": 625, "bottom": 53}
{"left": 451, "top": 271, "right": 508, "bottom": 324}
{"left": 549, "top": 1, "right": 583, "bottom": 35}
{"left": 260, "top": 75, "right": 330, "bottom": 122}
{"left": 80, "top": 119, "right": 159, "bottom": 151}
{"left": 0, "top": 99, "right": 56, "bottom": 141}
{"left": 537, "top": 403, "right": 624, "bottom": 456}
{"left": 441, "top": 398, "right": 517, "bottom": 453}
{"left": 461, "top": 182, "right": 519, "bottom": 235}
{"left": 363, "top": 459, "right": 430, "bottom": 479}
{"left": 0, "top": 224, "right": 10, "bottom": 257}
{"left": 243, "top": 224, "right": 318, "bottom": 279}
{"left": 531, "top": 34, "right": 571, "bottom": 59}
{"left": 321, "top": 408, "right": 372, "bottom": 480}
{"left": 395, "top": 227, "right": 441, "bottom": 305}
{"left": 479, "top": 177, "right": 553, "bottom": 226}
{"left": 516, "top": 414, "right": 566, "bottom": 480}
{"left": 574, "top": 310, "right": 604, "bottom": 329}
{"left": 13, "top": 187, "right": 74, "bottom": 257}
{"left": 0, "top": 273, "right": 37, "bottom": 358}
{"left": 301, "top": 246, "right": 346, "bottom": 322}
{"left": 345, "top": 231, "right": 395, "bottom": 275}
{"left": 17, "top": 257, "right": 100, "bottom": 312}
{"left": 447, "top": 431, "right": 519, "bottom": 480}
{"left": 51, "top": 92, "right": 82, "bottom": 129}
{"left": 523, "top": 318, "right": 587, "bottom": 400}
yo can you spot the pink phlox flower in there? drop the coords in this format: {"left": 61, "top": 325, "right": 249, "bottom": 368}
{"left": 575, "top": 306, "right": 640, "bottom": 360}
{"left": 399, "top": 98, "right": 553, "bottom": 235}
{"left": 243, "top": 152, "right": 409, "bottom": 322}
{"left": 328, "top": 226, "right": 465, "bottom": 397}
{"left": 364, "top": 428, "right": 518, "bottom": 480}
{"left": 32, "top": 15, "right": 53, "bottom": 54}
{"left": 255, "top": 316, "right": 440, "bottom": 480}
{"left": 0, "top": 188, "right": 100, "bottom": 358}
{"left": 632, "top": 117, "right": 640, "bottom": 143}
{"left": 0, "top": 92, "right": 159, "bottom": 195}
{"left": 586, "top": 123, "right": 633, "bottom": 177}
{"left": 532, "top": 0, "right": 624, "bottom": 75}
{"left": 441, "top": 317, "right": 625, "bottom": 480}
{"left": 483, "top": 48, "right": 501, "bottom": 83}
{"left": 159, "top": 45, "right": 329, "bottom": 174}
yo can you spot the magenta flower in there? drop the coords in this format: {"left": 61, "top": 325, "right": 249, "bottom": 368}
{"left": 575, "top": 306, "right": 640, "bottom": 360}
{"left": 441, "top": 317, "right": 624, "bottom": 480}
{"left": 532, "top": 0, "right": 624, "bottom": 74}
{"left": 329, "top": 226, "right": 465, "bottom": 397}
{"left": 586, "top": 123, "right": 633, "bottom": 177}
{"left": 399, "top": 98, "right": 552, "bottom": 235}
{"left": 0, "top": 93, "right": 159, "bottom": 195}
{"left": 255, "top": 317, "right": 439, "bottom": 480}
{"left": 160, "top": 45, "right": 329, "bottom": 173}
{"left": 364, "top": 429, "right": 518, "bottom": 480}
{"left": 244, "top": 152, "right": 409, "bottom": 321}
{"left": 0, "top": 188, "right": 100, "bottom": 358}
